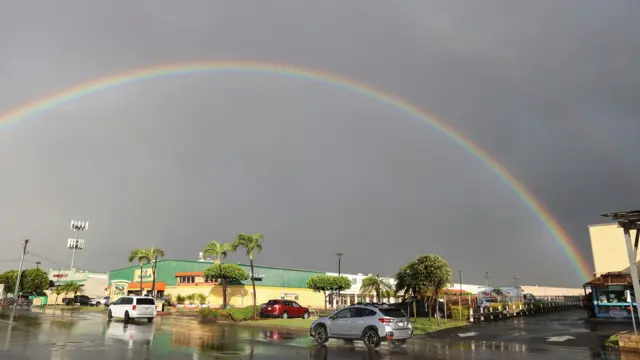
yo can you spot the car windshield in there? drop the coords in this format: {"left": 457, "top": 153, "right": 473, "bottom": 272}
{"left": 379, "top": 308, "right": 407, "bottom": 318}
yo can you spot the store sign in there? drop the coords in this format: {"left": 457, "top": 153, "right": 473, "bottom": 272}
{"left": 110, "top": 281, "right": 129, "bottom": 303}
{"left": 610, "top": 309, "right": 628, "bottom": 318}
{"left": 134, "top": 269, "right": 154, "bottom": 282}
{"left": 251, "top": 272, "right": 266, "bottom": 280}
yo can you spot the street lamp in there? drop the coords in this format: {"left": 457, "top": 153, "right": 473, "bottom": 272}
{"left": 68, "top": 220, "right": 88, "bottom": 270}
{"left": 484, "top": 272, "right": 491, "bottom": 287}
{"left": 36, "top": 261, "right": 41, "bottom": 270}
{"left": 336, "top": 252, "right": 343, "bottom": 307}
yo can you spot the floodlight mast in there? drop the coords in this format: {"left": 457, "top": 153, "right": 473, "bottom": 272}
{"left": 68, "top": 220, "right": 88, "bottom": 270}
{"left": 601, "top": 211, "right": 640, "bottom": 335}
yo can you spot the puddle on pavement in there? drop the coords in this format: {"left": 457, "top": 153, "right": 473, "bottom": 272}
{"left": 2, "top": 311, "right": 640, "bottom": 359}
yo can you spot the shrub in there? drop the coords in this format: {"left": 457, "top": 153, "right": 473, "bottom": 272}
{"left": 228, "top": 307, "right": 253, "bottom": 321}
{"left": 197, "top": 308, "right": 219, "bottom": 322}
{"left": 450, "top": 306, "right": 469, "bottom": 321}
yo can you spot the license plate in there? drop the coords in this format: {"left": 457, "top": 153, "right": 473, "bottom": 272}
{"left": 397, "top": 322, "right": 404, "bottom": 327}
{"left": 267, "top": 307, "right": 271, "bottom": 310}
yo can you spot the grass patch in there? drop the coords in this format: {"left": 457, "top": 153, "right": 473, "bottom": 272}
{"left": 249, "top": 318, "right": 314, "bottom": 329}
{"left": 46, "top": 305, "right": 106, "bottom": 312}
{"left": 410, "top": 317, "right": 468, "bottom": 335}
{"left": 605, "top": 333, "right": 620, "bottom": 348}
{"left": 197, "top": 306, "right": 257, "bottom": 322}
{"left": 240, "top": 316, "right": 467, "bottom": 334}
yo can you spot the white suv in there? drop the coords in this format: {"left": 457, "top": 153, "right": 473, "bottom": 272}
{"left": 108, "top": 296, "right": 156, "bottom": 323}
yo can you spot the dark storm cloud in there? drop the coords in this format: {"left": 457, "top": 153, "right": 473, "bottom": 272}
{"left": 1, "top": 0, "right": 639, "bottom": 287}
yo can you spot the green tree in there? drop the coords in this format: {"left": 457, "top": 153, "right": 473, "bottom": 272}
{"left": 128, "top": 249, "right": 151, "bottom": 295}
{"left": 410, "top": 254, "right": 452, "bottom": 325}
{"left": 53, "top": 286, "right": 65, "bottom": 304}
{"left": 0, "top": 270, "right": 19, "bottom": 294}
{"left": 395, "top": 264, "right": 422, "bottom": 320}
{"left": 203, "top": 264, "right": 249, "bottom": 309}
{"left": 20, "top": 268, "right": 50, "bottom": 293}
{"left": 359, "top": 275, "right": 392, "bottom": 302}
{"left": 143, "top": 246, "right": 165, "bottom": 298}
{"left": 233, "top": 232, "right": 264, "bottom": 320}
{"left": 203, "top": 240, "right": 235, "bottom": 307}
{"left": 64, "top": 281, "right": 84, "bottom": 298}
{"left": 306, "top": 275, "right": 351, "bottom": 309}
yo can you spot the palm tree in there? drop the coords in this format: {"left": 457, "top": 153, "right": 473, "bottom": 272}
{"left": 128, "top": 249, "right": 151, "bottom": 295}
{"left": 53, "top": 286, "right": 65, "bottom": 305}
{"left": 395, "top": 265, "right": 422, "bottom": 320}
{"left": 64, "top": 281, "right": 83, "bottom": 301}
{"left": 203, "top": 240, "right": 234, "bottom": 307}
{"left": 359, "top": 275, "right": 391, "bottom": 302}
{"left": 233, "top": 232, "right": 264, "bottom": 320}
{"left": 145, "top": 246, "right": 165, "bottom": 298}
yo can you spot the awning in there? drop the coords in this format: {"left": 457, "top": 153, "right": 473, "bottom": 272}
{"left": 128, "top": 282, "right": 166, "bottom": 291}
{"left": 175, "top": 272, "right": 203, "bottom": 277}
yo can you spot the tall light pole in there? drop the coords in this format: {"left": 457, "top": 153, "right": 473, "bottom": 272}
{"left": 36, "top": 261, "right": 41, "bottom": 270}
{"left": 484, "top": 272, "right": 490, "bottom": 287}
{"left": 336, "top": 252, "right": 343, "bottom": 307}
{"left": 68, "top": 220, "right": 88, "bottom": 270}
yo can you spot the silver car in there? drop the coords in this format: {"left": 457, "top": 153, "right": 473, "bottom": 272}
{"left": 310, "top": 306, "right": 412, "bottom": 349}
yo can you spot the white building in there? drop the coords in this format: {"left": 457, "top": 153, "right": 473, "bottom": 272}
{"left": 47, "top": 268, "right": 109, "bottom": 300}
{"left": 325, "top": 272, "right": 397, "bottom": 306}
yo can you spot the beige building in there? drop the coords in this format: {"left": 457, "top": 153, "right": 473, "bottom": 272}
{"left": 47, "top": 268, "right": 109, "bottom": 302}
{"left": 589, "top": 222, "right": 639, "bottom": 276}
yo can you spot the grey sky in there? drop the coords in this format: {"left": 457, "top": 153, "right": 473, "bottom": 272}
{"left": 1, "top": 1, "right": 638, "bottom": 287}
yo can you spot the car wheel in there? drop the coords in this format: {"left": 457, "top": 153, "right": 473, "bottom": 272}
{"left": 96, "top": 302, "right": 101, "bottom": 306}
{"left": 302, "top": 312, "right": 309, "bottom": 319}
{"left": 362, "top": 329, "right": 381, "bottom": 349}
{"left": 282, "top": 312, "right": 288, "bottom": 319}
{"left": 391, "top": 339, "right": 406, "bottom": 347}
{"left": 313, "top": 325, "right": 329, "bottom": 345}
{"left": 124, "top": 311, "right": 130, "bottom": 324}
{"left": 107, "top": 310, "right": 113, "bottom": 321}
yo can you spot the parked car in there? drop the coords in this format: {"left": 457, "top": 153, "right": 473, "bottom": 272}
{"left": 89, "top": 296, "right": 110, "bottom": 307}
{"left": 310, "top": 305, "right": 412, "bottom": 349}
{"left": 63, "top": 295, "right": 91, "bottom": 306}
{"left": 108, "top": 296, "right": 156, "bottom": 324}
{"left": 261, "top": 299, "right": 310, "bottom": 319}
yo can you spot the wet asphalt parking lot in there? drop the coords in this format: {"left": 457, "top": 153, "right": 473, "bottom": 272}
{"left": 0, "top": 307, "right": 636, "bottom": 359}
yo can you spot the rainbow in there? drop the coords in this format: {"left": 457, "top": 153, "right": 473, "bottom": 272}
{"left": 0, "top": 60, "right": 591, "bottom": 280}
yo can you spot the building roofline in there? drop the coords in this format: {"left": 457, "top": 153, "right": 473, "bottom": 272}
{"left": 108, "top": 259, "right": 326, "bottom": 274}
{"left": 588, "top": 222, "right": 618, "bottom": 228}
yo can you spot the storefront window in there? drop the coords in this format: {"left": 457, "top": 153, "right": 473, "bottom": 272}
{"left": 596, "top": 289, "right": 634, "bottom": 305}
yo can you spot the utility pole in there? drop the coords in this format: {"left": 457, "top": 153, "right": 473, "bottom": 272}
{"left": 335, "top": 252, "right": 343, "bottom": 307}
{"left": 458, "top": 270, "right": 463, "bottom": 321}
{"left": 13, "top": 239, "right": 29, "bottom": 307}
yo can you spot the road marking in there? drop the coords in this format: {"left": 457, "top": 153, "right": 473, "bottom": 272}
{"left": 0, "top": 319, "right": 14, "bottom": 325}
{"left": 458, "top": 332, "right": 478, "bottom": 337}
{"left": 546, "top": 336, "right": 575, "bottom": 342}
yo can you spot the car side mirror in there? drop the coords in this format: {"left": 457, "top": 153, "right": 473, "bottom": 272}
{"left": 328, "top": 316, "right": 335, "bottom": 320}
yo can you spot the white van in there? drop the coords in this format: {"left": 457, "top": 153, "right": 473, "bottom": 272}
{"left": 108, "top": 296, "right": 156, "bottom": 323}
